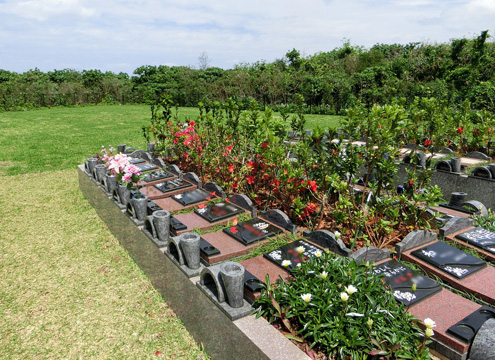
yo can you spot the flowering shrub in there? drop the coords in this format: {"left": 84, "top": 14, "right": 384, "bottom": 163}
{"left": 254, "top": 252, "right": 432, "bottom": 359}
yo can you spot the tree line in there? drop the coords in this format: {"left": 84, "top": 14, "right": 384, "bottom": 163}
{"left": 1, "top": 31, "right": 494, "bottom": 113}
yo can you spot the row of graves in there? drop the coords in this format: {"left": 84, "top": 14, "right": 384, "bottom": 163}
{"left": 81, "top": 145, "right": 495, "bottom": 360}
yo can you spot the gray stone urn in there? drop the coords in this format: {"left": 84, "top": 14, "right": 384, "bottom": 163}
{"left": 117, "top": 144, "right": 126, "bottom": 153}
{"left": 220, "top": 262, "right": 245, "bottom": 308}
{"left": 117, "top": 184, "right": 131, "bottom": 205}
{"left": 147, "top": 142, "right": 155, "bottom": 153}
{"left": 94, "top": 164, "right": 107, "bottom": 183}
{"left": 131, "top": 195, "right": 148, "bottom": 221}
{"left": 179, "top": 233, "right": 201, "bottom": 269}
{"left": 104, "top": 174, "right": 118, "bottom": 195}
{"left": 153, "top": 210, "right": 171, "bottom": 242}
{"left": 451, "top": 156, "right": 462, "bottom": 173}
{"left": 87, "top": 158, "right": 98, "bottom": 175}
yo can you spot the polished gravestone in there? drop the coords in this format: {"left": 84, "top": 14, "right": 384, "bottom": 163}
{"left": 154, "top": 178, "right": 194, "bottom": 194}
{"left": 136, "top": 162, "right": 159, "bottom": 172}
{"left": 264, "top": 239, "right": 321, "bottom": 270}
{"left": 195, "top": 202, "right": 245, "bottom": 223}
{"left": 129, "top": 157, "right": 146, "bottom": 165}
{"left": 411, "top": 241, "right": 486, "bottom": 279}
{"left": 447, "top": 306, "right": 495, "bottom": 343}
{"left": 455, "top": 227, "right": 495, "bottom": 254}
{"left": 172, "top": 188, "right": 212, "bottom": 206}
{"left": 143, "top": 169, "right": 174, "bottom": 183}
{"left": 373, "top": 260, "right": 442, "bottom": 305}
{"left": 223, "top": 218, "right": 283, "bottom": 245}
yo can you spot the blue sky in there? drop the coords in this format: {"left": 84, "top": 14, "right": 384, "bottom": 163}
{"left": 0, "top": 0, "right": 494, "bottom": 75}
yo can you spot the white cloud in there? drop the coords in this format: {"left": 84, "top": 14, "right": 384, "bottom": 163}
{"left": 0, "top": 0, "right": 493, "bottom": 73}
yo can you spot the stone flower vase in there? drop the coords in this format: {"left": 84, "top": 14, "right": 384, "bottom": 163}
{"left": 94, "top": 164, "right": 107, "bottom": 183}
{"left": 131, "top": 195, "right": 148, "bottom": 221}
{"left": 220, "top": 262, "right": 245, "bottom": 308}
{"left": 153, "top": 210, "right": 171, "bottom": 242}
{"left": 87, "top": 158, "right": 98, "bottom": 176}
{"left": 451, "top": 157, "right": 462, "bottom": 173}
{"left": 104, "top": 174, "right": 118, "bottom": 196}
{"left": 118, "top": 184, "right": 131, "bottom": 206}
{"left": 179, "top": 233, "right": 201, "bottom": 270}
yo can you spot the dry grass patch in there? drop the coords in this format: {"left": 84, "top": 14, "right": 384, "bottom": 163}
{"left": 0, "top": 169, "right": 207, "bottom": 359}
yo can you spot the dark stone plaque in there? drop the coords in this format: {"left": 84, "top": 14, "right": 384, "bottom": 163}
{"left": 264, "top": 239, "right": 322, "bottom": 270}
{"left": 172, "top": 189, "right": 210, "bottom": 206}
{"left": 373, "top": 260, "right": 442, "bottom": 305}
{"left": 147, "top": 200, "right": 161, "bottom": 213}
{"left": 194, "top": 202, "right": 245, "bottom": 223}
{"left": 129, "top": 158, "right": 146, "bottom": 165}
{"left": 136, "top": 162, "right": 158, "bottom": 172}
{"left": 244, "top": 270, "right": 264, "bottom": 293}
{"left": 223, "top": 218, "right": 282, "bottom": 245}
{"left": 170, "top": 216, "right": 187, "bottom": 231}
{"left": 154, "top": 178, "right": 193, "bottom": 194}
{"left": 200, "top": 238, "right": 220, "bottom": 257}
{"left": 447, "top": 306, "right": 495, "bottom": 343}
{"left": 411, "top": 241, "right": 487, "bottom": 279}
{"left": 143, "top": 170, "right": 174, "bottom": 183}
{"left": 456, "top": 227, "right": 495, "bottom": 254}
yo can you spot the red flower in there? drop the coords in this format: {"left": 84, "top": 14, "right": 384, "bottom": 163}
{"left": 457, "top": 126, "right": 464, "bottom": 134}
{"left": 232, "top": 182, "right": 238, "bottom": 190}
{"left": 307, "top": 180, "right": 317, "bottom": 192}
{"left": 155, "top": 351, "right": 161, "bottom": 356}
{"left": 189, "top": 121, "right": 195, "bottom": 127}
{"left": 230, "top": 227, "right": 238, "bottom": 234}
{"left": 168, "top": 121, "right": 172, "bottom": 126}
{"left": 408, "top": 180, "right": 414, "bottom": 187}
{"left": 246, "top": 175, "right": 255, "bottom": 185}
{"left": 197, "top": 204, "right": 206, "bottom": 209}
{"left": 227, "top": 145, "right": 232, "bottom": 152}
{"left": 151, "top": 126, "right": 155, "bottom": 130}
{"left": 228, "top": 164, "right": 235, "bottom": 173}
{"left": 247, "top": 161, "right": 255, "bottom": 169}
{"left": 424, "top": 139, "right": 433, "bottom": 147}
{"left": 209, "top": 191, "right": 216, "bottom": 197}
{"left": 263, "top": 173, "right": 270, "bottom": 181}
{"left": 261, "top": 142, "right": 268, "bottom": 149}
{"left": 473, "top": 129, "right": 479, "bottom": 135}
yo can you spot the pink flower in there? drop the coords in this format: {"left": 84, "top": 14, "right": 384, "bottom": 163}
{"left": 228, "top": 164, "right": 235, "bottom": 173}
{"left": 122, "top": 174, "right": 132, "bottom": 183}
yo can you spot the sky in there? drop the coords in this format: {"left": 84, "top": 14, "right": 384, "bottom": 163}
{"left": 1, "top": 0, "right": 494, "bottom": 75}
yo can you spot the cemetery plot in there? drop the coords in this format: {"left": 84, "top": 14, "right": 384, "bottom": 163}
{"left": 194, "top": 202, "right": 245, "bottom": 223}
{"left": 411, "top": 241, "right": 486, "bottom": 279}
{"left": 373, "top": 260, "right": 442, "bottom": 305}
{"left": 140, "top": 178, "right": 196, "bottom": 200}
{"left": 264, "top": 239, "right": 322, "bottom": 270}
{"left": 142, "top": 170, "right": 175, "bottom": 183}
{"left": 455, "top": 227, "right": 495, "bottom": 254}
{"left": 223, "top": 218, "right": 282, "bottom": 245}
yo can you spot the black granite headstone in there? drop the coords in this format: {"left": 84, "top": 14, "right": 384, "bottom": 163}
{"left": 411, "top": 241, "right": 487, "bottom": 279}
{"left": 172, "top": 189, "right": 210, "bottom": 206}
{"left": 154, "top": 178, "right": 193, "bottom": 193}
{"left": 223, "top": 218, "right": 282, "bottom": 245}
{"left": 143, "top": 170, "right": 174, "bottom": 183}
{"left": 129, "top": 158, "right": 146, "bottom": 165}
{"left": 264, "top": 239, "right": 322, "bottom": 270}
{"left": 147, "top": 200, "right": 161, "bottom": 213}
{"left": 195, "top": 202, "right": 245, "bottom": 223}
{"left": 170, "top": 216, "right": 187, "bottom": 231}
{"left": 136, "top": 162, "right": 159, "bottom": 172}
{"left": 456, "top": 227, "right": 495, "bottom": 254}
{"left": 373, "top": 260, "right": 442, "bottom": 305}
{"left": 447, "top": 306, "right": 495, "bottom": 343}
{"left": 244, "top": 270, "right": 264, "bottom": 293}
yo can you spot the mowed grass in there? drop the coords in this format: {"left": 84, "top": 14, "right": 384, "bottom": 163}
{"left": 0, "top": 104, "right": 340, "bottom": 359}
{"left": 0, "top": 104, "right": 341, "bottom": 176}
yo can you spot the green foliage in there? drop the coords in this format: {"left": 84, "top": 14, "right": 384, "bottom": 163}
{"left": 254, "top": 252, "right": 431, "bottom": 359}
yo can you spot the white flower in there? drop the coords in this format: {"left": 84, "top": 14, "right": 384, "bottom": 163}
{"left": 320, "top": 271, "right": 328, "bottom": 280}
{"left": 425, "top": 328, "right": 434, "bottom": 338}
{"left": 295, "top": 246, "right": 305, "bottom": 254}
{"left": 340, "top": 292, "right": 349, "bottom": 302}
{"left": 301, "top": 293, "right": 312, "bottom": 303}
{"left": 281, "top": 260, "right": 291, "bottom": 267}
{"left": 297, "top": 263, "right": 301, "bottom": 267}
{"left": 424, "top": 318, "right": 436, "bottom": 329}
{"left": 345, "top": 285, "right": 358, "bottom": 295}
{"left": 334, "top": 231, "right": 341, "bottom": 239}
{"left": 315, "top": 250, "right": 322, "bottom": 258}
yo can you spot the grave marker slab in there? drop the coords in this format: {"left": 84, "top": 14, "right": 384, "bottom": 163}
{"left": 195, "top": 202, "right": 245, "bottom": 223}
{"left": 136, "top": 162, "right": 159, "bottom": 172}
{"left": 264, "top": 239, "right": 321, "bottom": 270}
{"left": 411, "top": 241, "right": 486, "bottom": 279}
{"left": 142, "top": 170, "right": 174, "bottom": 183}
{"left": 373, "top": 260, "right": 442, "bottom": 305}
{"left": 456, "top": 227, "right": 495, "bottom": 254}
{"left": 129, "top": 158, "right": 146, "bottom": 165}
{"left": 223, "top": 217, "right": 282, "bottom": 245}
{"left": 172, "top": 189, "right": 211, "bottom": 206}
